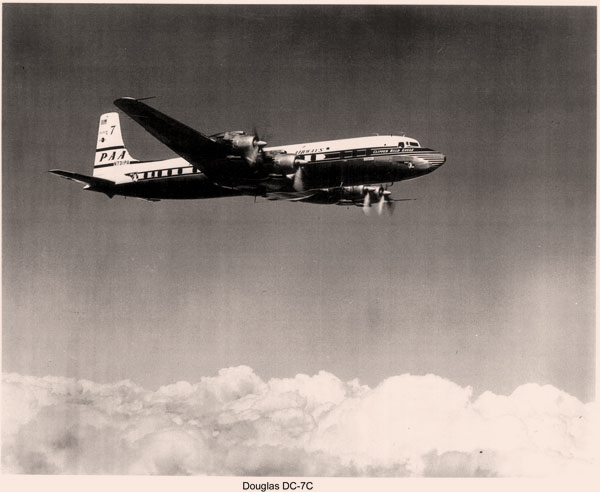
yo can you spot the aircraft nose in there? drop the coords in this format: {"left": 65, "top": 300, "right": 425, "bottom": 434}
{"left": 413, "top": 151, "right": 446, "bottom": 171}
{"left": 431, "top": 151, "right": 446, "bottom": 168}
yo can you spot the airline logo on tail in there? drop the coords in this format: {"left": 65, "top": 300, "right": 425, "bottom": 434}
{"left": 97, "top": 149, "right": 129, "bottom": 165}
{"left": 94, "top": 113, "right": 135, "bottom": 170}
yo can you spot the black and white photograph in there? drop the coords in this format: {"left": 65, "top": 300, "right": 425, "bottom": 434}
{"left": 2, "top": 1, "right": 596, "bottom": 484}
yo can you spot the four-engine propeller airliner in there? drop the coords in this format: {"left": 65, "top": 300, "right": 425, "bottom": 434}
{"left": 50, "top": 98, "right": 446, "bottom": 214}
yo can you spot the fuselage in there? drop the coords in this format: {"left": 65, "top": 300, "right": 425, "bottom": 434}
{"left": 92, "top": 134, "right": 445, "bottom": 200}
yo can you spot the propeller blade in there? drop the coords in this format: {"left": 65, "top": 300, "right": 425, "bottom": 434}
{"left": 363, "top": 192, "right": 372, "bottom": 215}
{"left": 253, "top": 127, "right": 268, "bottom": 148}
{"left": 377, "top": 194, "right": 386, "bottom": 216}
{"left": 387, "top": 199, "right": 397, "bottom": 216}
{"left": 293, "top": 166, "right": 305, "bottom": 192}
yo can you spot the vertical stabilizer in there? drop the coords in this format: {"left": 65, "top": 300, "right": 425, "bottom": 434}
{"left": 93, "top": 112, "right": 136, "bottom": 176}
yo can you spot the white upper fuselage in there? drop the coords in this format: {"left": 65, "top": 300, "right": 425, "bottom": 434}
{"left": 97, "top": 134, "right": 424, "bottom": 184}
{"left": 266, "top": 134, "right": 420, "bottom": 156}
{"left": 97, "top": 157, "right": 189, "bottom": 184}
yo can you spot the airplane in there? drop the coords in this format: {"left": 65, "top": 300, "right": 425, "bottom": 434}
{"left": 50, "top": 97, "right": 446, "bottom": 215}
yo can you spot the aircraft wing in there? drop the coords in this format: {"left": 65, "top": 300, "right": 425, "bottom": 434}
{"left": 113, "top": 98, "right": 223, "bottom": 176}
{"left": 266, "top": 188, "right": 415, "bottom": 216}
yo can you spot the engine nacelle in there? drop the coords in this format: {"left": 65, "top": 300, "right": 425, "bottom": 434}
{"left": 271, "top": 153, "right": 301, "bottom": 174}
{"left": 356, "top": 185, "right": 385, "bottom": 198}
{"left": 338, "top": 185, "right": 393, "bottom": 215}
{"left": 229, "top": 134, "right": 259, "bottom": 155}
{"left": 212, "top": 131, "right": 265, "bottom": 167}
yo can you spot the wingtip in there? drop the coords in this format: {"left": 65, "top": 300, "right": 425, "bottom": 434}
{"left": 114, "top": 96, "right": 135, "bottom": 106}
{"left": 114, "top": 96, "right": 157, "bottom": 109}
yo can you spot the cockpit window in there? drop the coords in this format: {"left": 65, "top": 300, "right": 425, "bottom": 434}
{"left": 398, "top": 142, "right": 404, "bottom": 148}
{"left": 408, "top": 141, "right": 419, "bottom": 146}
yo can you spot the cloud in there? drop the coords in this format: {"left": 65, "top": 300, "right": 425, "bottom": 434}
{"left": 2, "top": 368, "right": 595, "bottom": 476}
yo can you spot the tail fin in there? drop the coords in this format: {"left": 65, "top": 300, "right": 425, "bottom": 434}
{"left": 93, "top": 112, "right": 136, "bottom": 176}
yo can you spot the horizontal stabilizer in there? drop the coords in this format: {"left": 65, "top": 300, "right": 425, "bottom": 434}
{"left": 49, "top": 170, "right": 115, "bottom": 197}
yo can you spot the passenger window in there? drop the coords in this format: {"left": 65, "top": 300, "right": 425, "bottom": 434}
{"left": 345, "top": 150, "right": 353, "bottom": 158}
{"left": 356, "top": 149, "right": 366, "bottom": 157}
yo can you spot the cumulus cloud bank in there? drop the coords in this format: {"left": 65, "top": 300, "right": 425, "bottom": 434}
{"left": 2, "top": 367, "right": 595, "bottom": 476}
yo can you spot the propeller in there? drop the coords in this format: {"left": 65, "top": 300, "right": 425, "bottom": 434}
{"left": 362, "top": 187, "right": 398, "bottom": 216}
{"left": 253, "top": 127, "right": 268, "bottom": 149}
{"left": 251, "top": 127, "right": 271, "bottom": 175}
{"left": 293, "top": 166, "right": 306, "bottom": 192}
{"left": 376, "top": 194, "right": 386, "bottom": 216}
{"left": 362, "top": 192, "right": 372, "bottom": 216}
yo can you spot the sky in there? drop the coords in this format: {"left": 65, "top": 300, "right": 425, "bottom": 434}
{"left": 1, "top": 3, "right": 596, "bottom": 477}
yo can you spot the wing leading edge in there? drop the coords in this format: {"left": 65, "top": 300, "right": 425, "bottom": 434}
{"left": 113, "top": 98, "right": 223, "bottom": 176}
